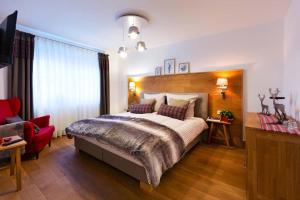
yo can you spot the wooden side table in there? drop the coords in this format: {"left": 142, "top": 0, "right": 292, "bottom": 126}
{"left": 207, "top": 119, "right": 232, "bottom": 147}
{"left": 0, "top": 136, "right": 27, "bottom": 191}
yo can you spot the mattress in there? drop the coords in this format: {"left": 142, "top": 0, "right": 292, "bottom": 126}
{"left": 76, "top": 112, "right": 208, "bottom": 166}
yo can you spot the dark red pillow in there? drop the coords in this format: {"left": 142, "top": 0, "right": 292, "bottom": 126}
{"left": 130, "top": 104, "right": 153, "bottom": 114}
{"left": 157, "top": 104, "right": 188, "bottom": 120}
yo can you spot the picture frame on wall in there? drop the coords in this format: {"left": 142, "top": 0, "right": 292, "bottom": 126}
{"left": 155, "top": 67, "right": 162, "bottom": 76}
{"left": 164, "top": 59, "right": 175, "bottom": 75}
{"left": 177, "top": 62, "right": 190, "bottom": 74}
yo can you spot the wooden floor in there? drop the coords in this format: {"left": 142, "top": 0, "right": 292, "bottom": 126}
{"left": 0, "top": 137, "right": 246, "bottom": 200}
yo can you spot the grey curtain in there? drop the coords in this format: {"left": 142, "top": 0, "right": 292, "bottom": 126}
{"left": 8, "top": 30, "right": 35, "bottom": 120}
{"left": 98, "top": 53, "right": 110, "bottom": 115}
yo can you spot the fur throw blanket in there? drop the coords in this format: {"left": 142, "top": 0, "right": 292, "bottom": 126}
{"left": 66, "top": 115, "right": 185, "bottom": 187}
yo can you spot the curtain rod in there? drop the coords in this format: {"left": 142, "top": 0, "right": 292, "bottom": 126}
{"left": 16, "top": 24, "right": 105, "bottom": 53}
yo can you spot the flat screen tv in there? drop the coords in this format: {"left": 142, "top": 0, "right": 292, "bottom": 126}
{"left": 0, "top": 11, "right": 18, "bottom": 69}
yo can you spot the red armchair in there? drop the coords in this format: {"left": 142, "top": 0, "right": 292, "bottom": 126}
{"left": 0, "top": 98, "right": 55, "bottom": 159}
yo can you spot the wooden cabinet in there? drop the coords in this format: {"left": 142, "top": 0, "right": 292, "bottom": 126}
{"left": 246, "top": 112, "right": 300, "bottom": 200}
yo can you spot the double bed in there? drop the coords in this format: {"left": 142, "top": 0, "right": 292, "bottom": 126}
{"left": 66, "top": 93, "right": 208, "bottom": 190}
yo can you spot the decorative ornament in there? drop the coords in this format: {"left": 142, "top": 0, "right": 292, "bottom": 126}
{"left": 269, "top": 88, "right": 287, "bottom": 124}
{"left": 258, "top": 94, "right": 270, "bottom": 115}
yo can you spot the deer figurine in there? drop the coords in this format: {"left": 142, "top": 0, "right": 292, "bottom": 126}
{"left": 269, "top": 88, "right": 287, "bottom": 123}
{"left": 258, "top": 94, "right": 270, "bottom": 115}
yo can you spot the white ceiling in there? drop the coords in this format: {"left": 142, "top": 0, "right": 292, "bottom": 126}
{"left": 0, "top": 0, "right": 291, "bottom": 51}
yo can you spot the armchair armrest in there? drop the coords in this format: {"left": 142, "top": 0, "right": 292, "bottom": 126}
{"left": 0, "top": 122, "right": 25, "bottom": 138}
{"left": 29, "top": 115, "right": 50, "bottom": 128}
{"left": 23, "top": 122, "right": 35, "bottom": 143}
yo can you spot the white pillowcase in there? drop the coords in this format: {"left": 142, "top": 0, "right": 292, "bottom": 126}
{"left": 166, "top": 93, "right": 200, "bottom": 103}
{"left": 144, "top": 93, "right": 166, "bottom": 111}
{"left": 166, "top": 93, "right": 200, "bottom": 118}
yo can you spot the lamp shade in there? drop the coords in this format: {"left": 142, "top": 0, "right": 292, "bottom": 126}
{"left": 129, "top": 81, "right": 135, "bottom": 87}
{"left": 136, "top": 41, "right": 147, "bottom": 52}
{"left": 128, "top": 26, "right": 140, "bottom": 39}
{"left": 216, "top": 78, "right": 228, "bottom": 87}
{"left": 118, "top": 47, "right": 127, "bottom": 58}
{"left": 129, "top": 81, "right": 136, "bottom": 91}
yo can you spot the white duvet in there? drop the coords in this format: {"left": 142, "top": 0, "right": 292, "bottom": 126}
{"left": 116, "top": 112, "right": 208, "bottom": 147}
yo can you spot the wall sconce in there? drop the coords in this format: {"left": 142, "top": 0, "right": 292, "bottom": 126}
{"left": 129, "top": 81, "right": 136, "bottom": 95}
{"left": 216, "top": 78, "right": 228, "bottom": 98}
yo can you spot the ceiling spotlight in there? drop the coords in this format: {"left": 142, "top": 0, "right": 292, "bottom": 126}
{"left": 136, "top": 41, "right": 147, "bottom": 52}
{"left": 128, "top": 26, "right": 140, "bottom": 40}
{"left": 118, "top": 47, "right": 127, "bottom": 58}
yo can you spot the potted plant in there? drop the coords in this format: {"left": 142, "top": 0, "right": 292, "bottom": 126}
{"left": 220, "top": 110, "right": 234, "bottom": 122}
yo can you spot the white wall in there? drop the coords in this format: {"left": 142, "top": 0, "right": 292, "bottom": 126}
{"left": 119, "top": 21, "right": 285, "bottom": 113}
{"left": 0, "top": 67, "right": 8, "bottom": 99}
{"left": 283, "top": 0, "right": 300, "bottom": 121}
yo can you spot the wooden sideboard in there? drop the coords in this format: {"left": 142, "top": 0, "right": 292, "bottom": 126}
{"left": 246, "top": 112, "right": 300, "bottom": 200}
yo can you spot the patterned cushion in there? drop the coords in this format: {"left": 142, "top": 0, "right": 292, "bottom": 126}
{"left": 130, "top": 104, "right": 153, "bottom": 114}
{"left": 157, "top": 104, "right": 188, "bottom": 120}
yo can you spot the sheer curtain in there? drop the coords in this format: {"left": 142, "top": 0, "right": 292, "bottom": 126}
{"left": 33, "top": 37, "right": 100, "bottom": 137}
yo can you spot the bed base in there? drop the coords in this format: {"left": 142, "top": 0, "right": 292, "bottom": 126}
{"left": 73, "top": 131, "right": 206, "bottom": 190}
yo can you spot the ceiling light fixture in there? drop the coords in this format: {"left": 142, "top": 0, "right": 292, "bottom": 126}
{"left": 128, "top": 26, "right": 139, "bottom": 39}
{"left": 116, "top": 14, "right": 149, "bottom": 57}
{"left": 136, "top": 41, "right": 147, "bottom": 52}
{"left": 118, "top": 47, "right": 127, "bottom": 58}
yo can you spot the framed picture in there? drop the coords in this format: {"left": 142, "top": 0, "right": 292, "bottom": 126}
{"left": 164, "top": 59, "right": 175, "bottom": 75}
{"left": 177, "top": 62, "right": 190, "bottom": 74}
{"left": 155, "top": 67, "right": 162, "bottom": 76}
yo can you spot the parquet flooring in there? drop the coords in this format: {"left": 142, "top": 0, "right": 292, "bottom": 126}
{"left": 0, "top": 137, "right": 246, "bottom": 200}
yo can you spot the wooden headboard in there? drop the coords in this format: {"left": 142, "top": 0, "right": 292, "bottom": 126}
{"left": 128, "top": 69, "right": 244, "bottom": 147}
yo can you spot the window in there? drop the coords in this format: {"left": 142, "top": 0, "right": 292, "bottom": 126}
{"left": 33, "top": 37, "right": 100, "bottom": 137}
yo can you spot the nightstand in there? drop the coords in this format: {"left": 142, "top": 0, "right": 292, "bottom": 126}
{"left": 206, "top": 118, "right": 232, "bottom": 147}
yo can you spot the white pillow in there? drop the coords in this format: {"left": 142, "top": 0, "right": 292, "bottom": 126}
{"left": 166, "top": 93, "right": 200, "bottom": 118}
{"left": 166, "top": 93, "right": 200, "bottom": 103}
{"left": 144, "top": 93, "right": 165, "bottom": 99}
{"left": 185, "top": 99, "right": 196, "bottom": 118}
{"left": 144, "top": 93, "right": 166, "bottom": 111}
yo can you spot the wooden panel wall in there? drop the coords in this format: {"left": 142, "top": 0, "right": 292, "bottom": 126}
{"left": 128, "top": 69, "right": 244, "bottom": 147}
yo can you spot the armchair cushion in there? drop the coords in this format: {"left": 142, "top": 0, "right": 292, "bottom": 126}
{"left": 29, "top": 115, "right": 50, "bottom": 128}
